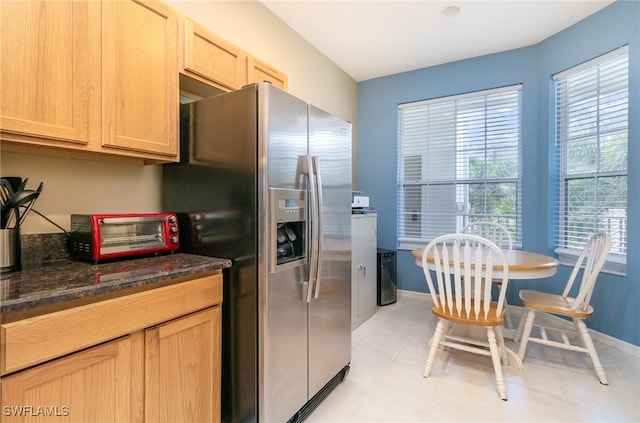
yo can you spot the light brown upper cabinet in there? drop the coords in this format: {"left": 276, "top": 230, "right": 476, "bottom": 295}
{"left": 101, "top": 0, "right": 179, "bottom": 159}
{"left": 0, "top": 0, "right": 179, "bottom": 163}
{"left": 179, "top": 17, "right": 288, "bottom": 93}
{"left": 181, "top": 18, "right": 247, "bottom": 91}
{"left": 247, "top": 56, "right": 288, "bottom": 91}
{"left": 0, "top": 0, "right": 99, "bottom": 146}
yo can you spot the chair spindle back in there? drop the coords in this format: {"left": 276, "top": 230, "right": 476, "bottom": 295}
{"left": 421, "top": 234, "right": 510, "bottom": 321}
{"left": 563, "top": 231, "right": 611, "bottom": 312}
{"left": 461, "top": 221, "right": 513, "bottom": 250}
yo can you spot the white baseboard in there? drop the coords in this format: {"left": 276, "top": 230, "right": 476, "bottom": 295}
{"left": 397, "top": 289, "right": 640, "bottom": 357}
{"left": 398, "top": 289, "right": 432, "bottom": 301}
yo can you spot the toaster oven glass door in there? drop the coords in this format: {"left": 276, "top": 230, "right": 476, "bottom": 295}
{"left": 99, "top": 217, "right": 166, "bottom": 254}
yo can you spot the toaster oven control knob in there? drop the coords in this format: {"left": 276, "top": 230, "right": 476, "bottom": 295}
{"left": 171, "top": 236, "right": 179, "bottom": 244}
{"left": 168, "top": 215, "right": 177, "bottom": 223}
{"left": 170, "top": 226, "right": 178, "bottom": 233}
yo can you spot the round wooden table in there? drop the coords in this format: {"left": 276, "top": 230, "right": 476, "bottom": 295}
{"left": 411, "top": 247, "right": 559, "bottom": 279}
{"left": 411, "top": 246, "right": 559, "bottom": 369}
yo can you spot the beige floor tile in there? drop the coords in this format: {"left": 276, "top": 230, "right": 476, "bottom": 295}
{"left": 309, "top": 291, "right": 640, "bottom": 423}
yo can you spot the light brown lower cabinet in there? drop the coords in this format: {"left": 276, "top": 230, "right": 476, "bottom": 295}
{"left": 145, "top": 307, "right": 221, "bottom": 423}
{"left": 1, "top": 334, "right": 144, "bottom": 422}
{"left": 0, "top": 274, "right": 222, "bottom": 422}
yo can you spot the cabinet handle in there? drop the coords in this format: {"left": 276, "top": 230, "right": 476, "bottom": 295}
{"left": 359, "top": 264, "right": 366, "bottom": 276}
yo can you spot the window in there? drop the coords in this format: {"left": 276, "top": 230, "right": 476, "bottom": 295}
{"left": 555, "top": 46, "right": 628, "bottom": 275}
{"left": 397, "top": 85, "right": 522, "bottom": 249}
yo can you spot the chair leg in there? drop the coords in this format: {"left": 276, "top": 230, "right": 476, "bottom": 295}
{"left": 517, "top": 308, "right": 536, "bottom": 362}
{"left": 574, "top": 318, "right": 608, "bottom": 385}
{"left": 504, "top": 301, "right": 514, "bottom": 330}
{"left": 424, "top": 320, "right": 446, "bottom": 378}
{"left": 493, "top": 283, "right": 513, "bottom": 330}
{"left": 487, "top": 327, "right": 507, "bottom": 401}
{"left": 438, "top": 321, "right": 453, "bottom": 351}
{"left": 495, "top": 325, "right": 508, "bottom": 366}
{"left": 513, "top": 306, "right": 528, "bottom": 343}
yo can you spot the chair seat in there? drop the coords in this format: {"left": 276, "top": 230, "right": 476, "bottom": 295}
{"left": 432, "top": 300, "right": 505, "bottom": 327}
{"left": 519, "top": 289, "right": 593, "bottom": 319}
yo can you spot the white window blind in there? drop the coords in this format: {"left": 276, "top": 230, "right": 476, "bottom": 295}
{"left": 555, "top": 46, "right": 628, "bottom": 274}
{"left": 397, "top": 85, "right": 522, "bottom": 249}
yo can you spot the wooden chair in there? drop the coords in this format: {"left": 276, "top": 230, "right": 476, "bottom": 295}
{"left": 461, "top": 221, "right": 513, "bottom": 250}
{"left": 461, "top": 221, "right": 515, "bottom": 330}
{"left": 422, "top": 233, "right": 511, "bottom": 400}
{"left": 515, "top": 231, "right": 611, "bottom": 385}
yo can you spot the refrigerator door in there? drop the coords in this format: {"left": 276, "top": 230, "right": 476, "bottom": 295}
{"left": 307, "top": 105, "right": 352, "bottom": 398}
{"left": 259, "top": 84, "right": 310, "bottom": 423}
{"left": 163, "top": 87, "right": 260, "bottom": 423}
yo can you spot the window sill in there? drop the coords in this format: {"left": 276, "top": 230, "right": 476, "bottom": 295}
{"left": 398, "top": 241, "right": 433, "bottom": 251}
{"left": 554, "top": 248, "right": 626, "bottom": 276}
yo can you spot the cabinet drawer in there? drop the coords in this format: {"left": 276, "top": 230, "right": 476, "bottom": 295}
{"left": 1, "top": 273, "right": 222, "bottom": 375}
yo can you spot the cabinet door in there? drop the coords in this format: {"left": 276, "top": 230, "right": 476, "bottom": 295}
{"left": 0, "top": 0, "right": 99, "bottom": 145}
{"left": 101, "top": 0, "right": 178, "bottom": 158}
{"left": 145, "top": 306, "right": 221, "bottom": 423}
{"left": 1, "top": 335, "right": 143, "bottom": 423}
{"left": 351, "top": 214, "right": 377, "bottom": 329}
{"left": 247, "top": 56, "right": 288, "bottom": 91}
{"left": 182, "top": 18, "right": 247, "bottom": 91}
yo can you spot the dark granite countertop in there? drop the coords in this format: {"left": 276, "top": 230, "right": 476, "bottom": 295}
{"left": 0, "top": 253, "right": 231, "bottom": 318}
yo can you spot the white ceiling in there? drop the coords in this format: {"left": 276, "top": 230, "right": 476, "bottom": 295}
{"left": 260, "top": 0, "right": 614, "bottom": 81}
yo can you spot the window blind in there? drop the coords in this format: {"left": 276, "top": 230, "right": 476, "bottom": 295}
{"left": 397, "top": 85, "right": 522, "bottom": 249}
{"left": 555, "top": 46, "right": 628, "bottom": 271}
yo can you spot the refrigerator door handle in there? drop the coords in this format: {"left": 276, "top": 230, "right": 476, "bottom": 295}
{"left": 312, "top": 156, "right": 324, "bottom": 299}
{"left": 305, "top": 154, "right": 318, "bottom": 303}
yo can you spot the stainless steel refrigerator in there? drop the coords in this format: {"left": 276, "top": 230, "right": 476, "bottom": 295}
{"left": 162, "top": 83, "right": 352, "bottom": 423}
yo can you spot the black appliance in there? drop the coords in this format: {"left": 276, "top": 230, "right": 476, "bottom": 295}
{"left": 377, "top": 248, "right": 397, "bottom": 306}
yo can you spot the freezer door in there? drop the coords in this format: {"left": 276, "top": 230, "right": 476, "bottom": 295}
{"left": 259, "top": 84, "right": 310, "bottom": 423}
{"left": 262, "top": 84, "right": 308, "bottom": 190}
{"left": 307, "top": 105, "right": 352, "bottom": 398}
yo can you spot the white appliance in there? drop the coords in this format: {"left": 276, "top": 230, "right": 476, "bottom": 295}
{"left": 163, "top": 83, "right": 352, "bottom": 423}
{"left": 351, "top": 191, "right": 370, "bottom": 208}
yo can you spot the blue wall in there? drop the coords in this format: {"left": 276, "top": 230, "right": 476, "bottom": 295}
{"left": 357, "top": 1, "right": 640, "bottom": 346}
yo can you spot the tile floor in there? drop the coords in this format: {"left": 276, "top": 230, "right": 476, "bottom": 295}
{"left": 308, "top": 290, "right": 640, "bottom": 423}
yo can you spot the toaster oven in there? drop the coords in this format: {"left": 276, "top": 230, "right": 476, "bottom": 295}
{"left": 68, "top": 213, "right": 180, "bottom": 262}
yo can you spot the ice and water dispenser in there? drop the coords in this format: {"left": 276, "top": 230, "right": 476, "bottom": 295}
{"left": 270, "top": 188, "right": 306, "bottom": 271}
